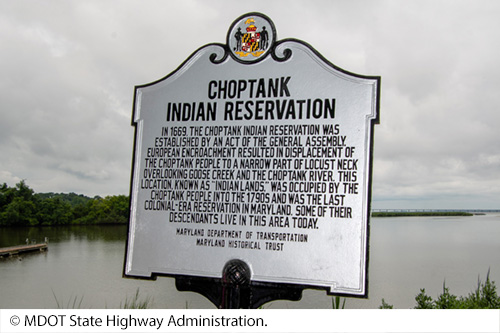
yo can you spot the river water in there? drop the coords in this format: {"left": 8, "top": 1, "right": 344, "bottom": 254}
{"left": 1, "top": 214, "right": 499, "bottom": 309}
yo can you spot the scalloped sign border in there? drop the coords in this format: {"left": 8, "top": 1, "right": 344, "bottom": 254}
{"left": 124, "top": 12, "right": 380, "bottom": 299}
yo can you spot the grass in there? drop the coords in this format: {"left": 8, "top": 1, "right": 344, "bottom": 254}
{"left": 380, "top": 270, "right": 500, "bottom": 309}
{"left": 51, "top": 273, "right": 499, "bottom": 309}
{"left": 52, "top": 288, "right": 152, "bottom": 309}
{"left": 52, "top": 290, "right": 85, "bottom": 309}
{"left": 120, "top": 288, "right": 152, "bottom": 309}
{"left": 332, "top": 295, "right": 346, "bottom": 309}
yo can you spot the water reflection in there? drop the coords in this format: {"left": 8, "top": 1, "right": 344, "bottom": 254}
{"left": 0, "top": 215, "right": 499, "bottom": 309}
{"left": 0, "top": 225, "right": 127, "bottom": 247}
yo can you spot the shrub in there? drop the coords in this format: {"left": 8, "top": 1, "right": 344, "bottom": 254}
{"left": 414, "top": 271, "right": 499, "bottom": 309}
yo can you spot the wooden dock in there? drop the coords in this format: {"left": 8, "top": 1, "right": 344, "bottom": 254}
{"left": 0, "top": 243, "right": 48, "bottom": 257}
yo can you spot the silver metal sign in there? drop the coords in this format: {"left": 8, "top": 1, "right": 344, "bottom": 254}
{"left": 124, "top": 12, "right": 380, "bottom": 297}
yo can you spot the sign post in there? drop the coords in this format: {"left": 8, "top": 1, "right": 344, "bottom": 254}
{"left": 124, "top": 12, "right": 380, "bottom": 308}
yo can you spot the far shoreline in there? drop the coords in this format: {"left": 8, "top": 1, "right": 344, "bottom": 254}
{"left": 372, "top": 211, "right": 474, "bottom": 217}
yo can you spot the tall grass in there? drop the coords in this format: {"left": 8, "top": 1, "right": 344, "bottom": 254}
{"left": 52, "top": 290, "right": 85, "bottom": 309}
{"left": 120, "top": 288, "right": 152, "bottom": 309}
{"left": 332, "top": 296, "right": 346, "bottom": 309}
{"left": 52, "top": 288, "right": 152, "bottom": 309}
{"left": 381, "top": 270, "right": 500, "bottom": 309}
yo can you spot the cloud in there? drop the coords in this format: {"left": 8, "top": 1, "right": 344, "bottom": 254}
{"left": 1, "top": 0, "right": 499, "bottom": 208}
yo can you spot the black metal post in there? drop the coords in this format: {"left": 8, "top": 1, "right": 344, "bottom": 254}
{"left": 175, "top": 260, "right": 304, "bottom": 308}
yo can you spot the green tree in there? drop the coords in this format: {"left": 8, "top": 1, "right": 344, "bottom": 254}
{"left": 0, "top": 181, "right": 129, "bottom": 226}
{"left": 73, "top": 195, "right": 129, "bottom": 225}
{"left": 15, "top": 180, "right": 34, "bottom": 201}
{"left": 35, "top": 197, "right": 72, "bottom": 225}
{"left": 0, "top": 183, "right": 16, "bottom": 210}
{"left": 71, "top": 200, "right": 93, "bottom": 223}
{"left": 0, "top": 181, "right": 38, "bottom": 226}
{"left": 2, "top": 196, "right": 38, "bottom": 226}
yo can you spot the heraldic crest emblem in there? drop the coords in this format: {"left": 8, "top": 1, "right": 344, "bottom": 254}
{"left": 227, "top": 13, "right": 276, "bottom": 63}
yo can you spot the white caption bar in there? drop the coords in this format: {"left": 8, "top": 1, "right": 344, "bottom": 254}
{"left": 1, "top": 309, "right": 499, "bottom": 333}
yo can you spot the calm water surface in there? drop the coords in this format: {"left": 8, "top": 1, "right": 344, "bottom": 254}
{"left": 1, "top": 214, "right": 499, "bottom": 309}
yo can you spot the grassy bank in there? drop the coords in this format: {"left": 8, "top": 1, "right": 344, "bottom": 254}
{"left": 372, "top": 211, "right": 473, "bottom": 217}
{"left": 379, "top": 270, "right": 500, "bottom": 309}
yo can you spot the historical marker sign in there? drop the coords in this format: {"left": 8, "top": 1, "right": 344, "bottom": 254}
{"left": 124, "top": 12, "right": 380, "bottom": 297}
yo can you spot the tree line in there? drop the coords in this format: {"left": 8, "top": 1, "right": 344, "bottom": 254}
{"left": 0, "top": 181, "right": 129, "bottom": 227}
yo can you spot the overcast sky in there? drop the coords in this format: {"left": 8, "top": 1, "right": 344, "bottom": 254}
{"left": 1, "top": 0, "right": 500, "bottom": 209}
